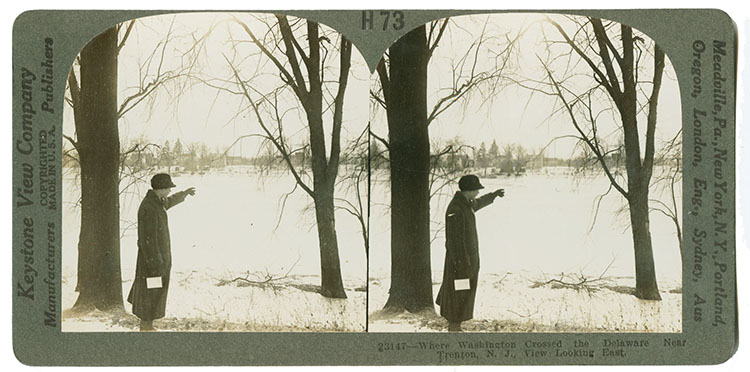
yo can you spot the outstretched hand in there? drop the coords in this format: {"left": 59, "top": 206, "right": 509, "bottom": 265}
{"left": 494, "top": 188, "right": 505, "bottom": 198}
{"left": 185, "top": 187, "right": 196, "bottom": 197}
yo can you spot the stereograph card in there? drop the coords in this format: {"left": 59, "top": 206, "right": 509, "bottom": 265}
{"left": 11, "top": 8, "right": 739, "bottom": 366}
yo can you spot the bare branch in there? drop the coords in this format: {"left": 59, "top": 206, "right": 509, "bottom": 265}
{"left": 588, "top": 183, "right": 614, "bottom": 233}
{"left": 326, "top": 37, "right": 352, "bottom": 181}
{"left": 426, "top": 18, "right": 517, "bottom": 126}
{"left": 276, "top": 15, "right": 310, "bottom": 97}
{"left": 117, "top": 18, "right": 188, "bottom": 119}
{"left": 225, "top": 54, "right": 315, "bottom": 198}
{"left": 369, "top": 89, "right": 387, "bottom": 110}
{"left": 375, "top": 57, "right": 390, "bottom": 107}
{"left": 233, "top": 15, "right": 305, "bottom": 100}
{"left": 641, "top": 44, "right": 665, "bottom": 186}
{"left": 541, "top": 59, "right": 628, "bottom": 198}
{"left": 63, "top": 134, "right": 78, "bottom": 150}
{"left": 546, "top": 16, "right": 619, "bottom": 100}
{"left": 590, "top": 18, "right": 625, "bottom": 103}
{"left": 369, "top": 128, "right": 390, "bottom": 151}
{"left": 273, "top": 183, "right": 300, "bottom": 233}
{"left": 67, "top": 70, "right": 80, "bottom": 110}
{"left": 117, "top": 20, "right": 136, "bottom": 53}
{"left": 428, "top": 18, "right": 450, "bottom": 55}
{"left": 285, "top": 18, "right": 310, "bottom": 65}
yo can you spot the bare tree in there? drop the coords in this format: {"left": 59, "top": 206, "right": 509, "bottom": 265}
{"left": 536, "top": 16, "right": 667, "bottom": 300}
{"left": 64, "top": 25, "right": 122, "bottom": 313}
{"left": 223, "top": 14, "right": 353, "bottom": 298}
{"left": 370, "top": 16, "right": 518, "bottom": 312}
{"left": 64, "top": 17, "right": 205, "bottom": 313}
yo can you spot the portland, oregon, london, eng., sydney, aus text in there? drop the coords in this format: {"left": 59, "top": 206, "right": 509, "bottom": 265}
{"left": 688, "top": 38, "right": 731, "bottom": 329}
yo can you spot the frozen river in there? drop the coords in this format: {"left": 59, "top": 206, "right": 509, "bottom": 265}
{"left": 63, "top": 166, "right": 682, "bottom": 299}
{"left": 62, "top": 167, "right": 369, "bottom": 287}
{"left": 368, "top": 168, "right": 683, "bottom": 283}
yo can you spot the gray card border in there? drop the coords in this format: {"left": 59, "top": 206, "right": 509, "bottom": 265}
{"left": 12, "top": 8, "right": 738, "bottom": 366}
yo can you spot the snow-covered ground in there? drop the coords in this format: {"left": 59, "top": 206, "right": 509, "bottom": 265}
{"left": 63, "top": 167, "right": 682, "bottom": 332}
{"left": 368, "top": 169, "right": 683, "bottom": 332}
{"left": 62, "top": 168, "right": 367, "bottom": 332}
{"left": 368, "top": 272, "right": 681, "bottom": 333}
{"left": 62, "top": 269, "right": 366, "bottom": 332}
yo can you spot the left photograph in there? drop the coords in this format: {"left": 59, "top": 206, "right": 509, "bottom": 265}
{"left": 61, "top": 12, "right": 369, "bottom": 332}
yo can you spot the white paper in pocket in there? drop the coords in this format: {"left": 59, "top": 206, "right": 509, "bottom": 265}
{"left": 454, "top": 278, "right": 470, "bottom": 291}
{"left": 146, "top": 276, "right": 163, "bottom": 289}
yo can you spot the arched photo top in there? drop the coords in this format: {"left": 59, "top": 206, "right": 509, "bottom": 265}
{"left": 61, "top": 11, "right": 370, "bottom": 333}
{"left": 367, "top": 12, "right": 682, "bottom": 334}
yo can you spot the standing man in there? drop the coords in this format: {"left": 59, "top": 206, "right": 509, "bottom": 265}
{"left": 127, "top": 173, "right": 196, "bottom": 331}
{"left": 436, "top": 174, "right": 504, "bottom": 332}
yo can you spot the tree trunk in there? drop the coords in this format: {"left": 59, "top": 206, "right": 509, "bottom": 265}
{"left": 307, "top": 67, "right": 346, "bottom": 299}
{"left": 617, "top": 24, "right": 661, "bottom": 301}
{"left": 622, "top": 113, "right": 661, "bottom": 301}
{"left": 314, "top": 186, "right": 347, "bottom": 298}
{"left": 628, "top": 190, "right": 661, "bottom": 300}
{"left": 621, "top": 133, "right": 662, "bottom": 300}
{"left": 243, "top": 18, "right": 350, "bottom": 299}
{"left": 382, "top": 26, "right": 435, "bottom": 312}
{"left": 72, "top": 27, "right": 124, "bottom": 312}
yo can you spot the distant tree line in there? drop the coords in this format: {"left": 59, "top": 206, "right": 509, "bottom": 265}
{"left": 66, "top": 137, "right": 224, "bottom": 173}
{"left": 65, "top": 137, "right": 365, "bottom": 174}
{"left": 66, "top": 135, "right": 678, "bottom": 179}
{"left": 424, "top": 138, "right": 679, "bottom": 179}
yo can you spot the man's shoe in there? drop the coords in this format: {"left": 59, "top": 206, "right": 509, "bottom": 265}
{"left": 140, "top": 320, "right": 156, "bottom": 332}
{"left": 448, "top": 322, "right": 463, "bottom": 332}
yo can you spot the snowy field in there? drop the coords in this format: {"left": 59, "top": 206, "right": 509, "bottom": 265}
{"left": 368, "top": 272, "right": 681, "bottom": 333}
{"left": 62, "top": 167, "right": 367, "bottom": 332}
{"left": 62, "top": 166, "right": 682, "bottom": 333}
{"left": 368, "top": 169, "right": 683, "bottom": 333}
{"left": 62, "top": 270, "right": 366, "bottom": 332}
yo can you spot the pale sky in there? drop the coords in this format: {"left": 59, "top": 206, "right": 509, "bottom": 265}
{"left": 371, "top": 13, "right": 682, "bottom": 159}
{"left": 64, "top": 12, "right": 371, "bottom": 158}
{"left": 63, "top": 12, "right": 681, "bottom": 160}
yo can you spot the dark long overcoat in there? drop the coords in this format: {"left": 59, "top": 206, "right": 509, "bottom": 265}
{"left": 127, "top": 189, "right": 187, "bottom": 321}
{"left": 435, "top": 191, "right": 495, "bottom": 322}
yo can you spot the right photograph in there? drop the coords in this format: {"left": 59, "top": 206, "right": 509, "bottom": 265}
{"left": 367, "top": 13, "right": 683, "bottom": 333}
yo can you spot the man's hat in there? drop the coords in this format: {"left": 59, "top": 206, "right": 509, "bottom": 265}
{"left": 151, "top": 173, "right": 177, "bottom": 189}
{"left": 458, "top": 175, "right": 484, "bottom": 191}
